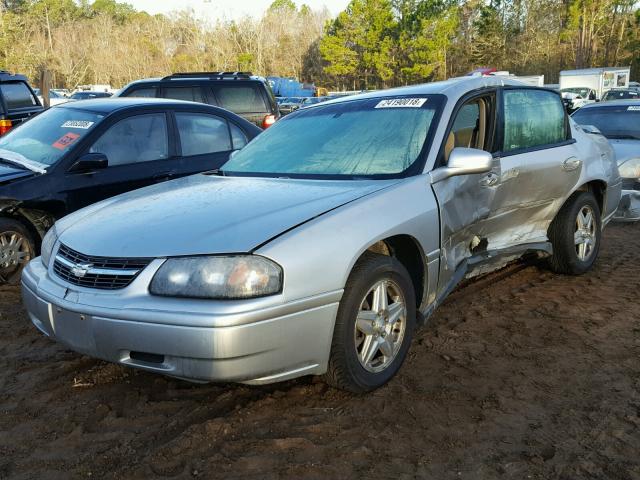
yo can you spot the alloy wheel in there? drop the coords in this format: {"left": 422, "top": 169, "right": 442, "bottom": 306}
{"left": 354, "top": 279, "right": 407, "bottom": 373}
{"left": 574, "top": 205, "right": 596, "bottom": 261}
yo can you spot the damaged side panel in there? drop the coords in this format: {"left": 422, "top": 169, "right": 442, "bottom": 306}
{"left": 0, "top": 199, "right": 56, "bottom": 241}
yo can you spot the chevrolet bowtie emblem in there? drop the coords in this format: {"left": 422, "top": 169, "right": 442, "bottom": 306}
{"left": 70, "top": 263, "right": 93, "bottom": 278}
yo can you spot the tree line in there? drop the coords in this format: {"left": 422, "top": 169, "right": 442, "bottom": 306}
{"left": 0, "top": 0, "right": 638, "bottom": 91}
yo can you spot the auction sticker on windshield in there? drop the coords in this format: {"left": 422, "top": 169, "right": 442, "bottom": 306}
{"left": 375, "top": 98, "right": 427, "bottom": 109}
{"left": 61, "top": 120, "right": 95, "bottom": 129}
{"left": 627, "top": 106, "right": 640, "bottom": 111}
{"left": 52, "top": 132, "right": 80, "bottom": 150}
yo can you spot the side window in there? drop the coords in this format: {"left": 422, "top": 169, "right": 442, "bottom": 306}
{"left": 89, "top": 114, "right": 168, "bottom": 166}
{"left": 213, "top": 85, "right": 268, "bottom": 113}
{"left": 163, "top": 87, "right": 205, "bottom": 104}
{"left": 124, "top": 87, "right": 157, "bottom": 98}
{"left": 444, "top": 97, "right": 490, "bottom": 163}
{"left": 1, "top": 82, "right": 38, "bottom": 109}
{"left": 502, "top": 89, "right": 566, "bottom": 152}
{"left": 230, "top": 123, "right": 248, "bottom": 149}
{"left": 176, "top": 113, "right": 232, "bottom": 156}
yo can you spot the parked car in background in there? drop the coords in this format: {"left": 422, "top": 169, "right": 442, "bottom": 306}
{"left": 0, "top": 98, "right": 259, "bottom": 282}
{"left": 277, "top": 97, "right": 304, "bottom": 115}
{"left": 572, "top": 100, "right": 640, "bottom": 221}
{"left": 0, "top": 71, "right": 42, "bottom": 136}
{"left": 34, "top": 88, "right": 69, "bottom": 106}
{"left": 561, "top": 86, "right": 597, "bottom": 112}
{"left": 69, "top": 91, "right": 112, "bottom": 101}
{"left": 51, "top": 88, "right": 71, "bottom": 98}
{"left": 601, "top": 88, "right": 640, "bottom": 102}
{"left": 22, "top": 77, "right": 620, "bottom": 393}
{"left": 118, "top": 72, "right": 280, "bottom": 129}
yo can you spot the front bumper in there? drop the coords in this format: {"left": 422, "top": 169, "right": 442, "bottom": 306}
{"left": 22, "top": 258, "right": 341, "bottom": 384}
{"left": 614, "top": 187, "right": 640, "bottom": 222}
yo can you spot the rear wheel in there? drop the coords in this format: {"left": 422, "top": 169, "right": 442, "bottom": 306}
{"left": 323, "top": 252, "right": 416, "bottom": 393}
{"left": 0, "top": 218, "right": 35, "bottom": 284}
{"left": 547, "top": 191, "right": 601, "bottom": 275}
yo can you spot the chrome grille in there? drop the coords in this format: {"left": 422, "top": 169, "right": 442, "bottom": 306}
{"left": 53, "top": 244, "right": 151, "bottom": 290}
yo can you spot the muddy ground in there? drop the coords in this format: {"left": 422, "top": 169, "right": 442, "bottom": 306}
{"left": 1, "top": 222, "right": 639, "bottom": 480}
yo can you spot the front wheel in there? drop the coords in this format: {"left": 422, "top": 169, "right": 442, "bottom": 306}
{"left": 547, "top": 191, "right": 602, "bottom": 275}
{"left": 323, "top": 252, "right": 416, "bottom": 393}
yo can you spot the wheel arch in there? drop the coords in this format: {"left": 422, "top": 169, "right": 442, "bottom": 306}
{"left": 574, "top": 180, "right": 607, "bottom": 216}
{"left": 0, "top": 203, "right": 56, "bottom": 253}
{"left": 358, "top": 234, "right": 427, "bottom": 310}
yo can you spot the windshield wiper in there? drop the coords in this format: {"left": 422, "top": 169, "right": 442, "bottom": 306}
{"left": 0, "top": 149, "right": 47, "bottom": 174}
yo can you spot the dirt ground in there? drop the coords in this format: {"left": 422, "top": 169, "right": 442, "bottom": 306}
{"left": 1, "top": 222, "right": 639, "bottom": 480}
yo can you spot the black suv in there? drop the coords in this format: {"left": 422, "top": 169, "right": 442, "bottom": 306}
{"left": 0, "top": 97, "right": 260, "bottom": 282}
{"left": 0, "top": 71, "right": 43, "bottom": 136}
{"left": 118, "top": 72, "right": 280, "bottom": 129}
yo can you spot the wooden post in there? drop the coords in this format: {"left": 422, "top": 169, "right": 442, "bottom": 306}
{"left": 39, "top": 68, "right": 51, "bottom": 108}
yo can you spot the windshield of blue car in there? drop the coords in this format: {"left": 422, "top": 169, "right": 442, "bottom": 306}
{"left": 223, "top": 95, "right": 442, "bottom": 178}
{"left": 0, "top": 107, "right": 103, "bottom": 166}
{"left": 572, "top": 105, "right": 640, "bottom": 140}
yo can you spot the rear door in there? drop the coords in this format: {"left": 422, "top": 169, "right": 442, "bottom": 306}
{"left": 171, "top": 110, "right": 247, "bottom": 175}
{"left": 491, "top": 87, "right": 580, "bottom": 245}
{"left": 160, "top": 85, "right": 210, "bottom": 105}
{"left": 61, "top": 111, "right": 179, "bottom": 210}
{"left": 0, "top": 81, "right": 43, "bottom": 128}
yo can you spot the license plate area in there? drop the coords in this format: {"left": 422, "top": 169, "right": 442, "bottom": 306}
{"left": 52, "top": 307, "right": 94, "bottom": 352}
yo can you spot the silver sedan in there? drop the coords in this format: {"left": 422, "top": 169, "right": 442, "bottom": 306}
{"left": 22, "top": 76, "right": 621, "bottom": 392}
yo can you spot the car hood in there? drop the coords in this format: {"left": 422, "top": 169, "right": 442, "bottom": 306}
{"left": 0, "top": 163, "right": 35, "bottom": 184}
{"left": 609, "top": 138, "right": 640, "bottom": 166}
{"left": 57, "top": 174, "right": 400, "bottom": 258}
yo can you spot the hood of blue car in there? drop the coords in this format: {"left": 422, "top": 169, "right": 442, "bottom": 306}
{"left": 56, "top": 174, "right": 399, "bottom": 258}
{"left": 0, "top": 163, "right": 35, "bottom": 184}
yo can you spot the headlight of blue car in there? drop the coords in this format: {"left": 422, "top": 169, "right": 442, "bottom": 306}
{"left": 150, "top": 255, "right": 283, "bottom": 299}
{"left": 40, "top": 225, "right": 58, "bottom": 267}
{"left": 618, "top": 158, "right": 640, "bottom": 179}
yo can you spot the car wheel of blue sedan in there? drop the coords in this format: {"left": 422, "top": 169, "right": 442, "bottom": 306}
{"left": 324, "top": 252, "right": 416, "bottom": 393}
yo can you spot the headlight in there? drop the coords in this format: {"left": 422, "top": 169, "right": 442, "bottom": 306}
{"left": 149, "top": 256, "right": 283, "bottom": 299}
{"left": 618, "top": 158, "right": 640, "bottom": 179}
{"left": 40, "top": 226, "right": 58, "bottom": 267}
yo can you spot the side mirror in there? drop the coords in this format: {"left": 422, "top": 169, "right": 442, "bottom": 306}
{"left": 68, "top": 153, "right": 108, "bottom": 173}
{"left": 431, "top": 147, "right": 493, "bottom": 183}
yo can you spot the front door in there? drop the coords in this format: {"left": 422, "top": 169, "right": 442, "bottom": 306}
{"left": 61, "top": 112, "right": 177, "bottom": 211}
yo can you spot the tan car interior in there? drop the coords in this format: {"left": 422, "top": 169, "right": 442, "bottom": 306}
{"left": 444, "top": 98, "right": 488, "bottom": 163}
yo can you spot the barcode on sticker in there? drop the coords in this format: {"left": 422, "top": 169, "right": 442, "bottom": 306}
{"left": 61, "top": 120, "right": 95, "bottom": 129}
{"left": 628, "top": 106, "right": 640, "bottom": 111}
{"left": 375, "top": 98, "right": 427, "bottom": 109}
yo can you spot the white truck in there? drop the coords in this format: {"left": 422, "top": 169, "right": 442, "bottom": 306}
{"left": 559, "top": 67, "right": 631, "bottom": 111}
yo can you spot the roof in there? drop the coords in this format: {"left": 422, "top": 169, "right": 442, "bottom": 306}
{"left": 0, "top": 71, "right": 30, "bottom": 83}
{"left": 318, "top": 75, "right": 532, "bottom": 107}
{"left": 55, "top": 97, "right": 223, "bottom": 114}
{"left": 578, "top": 99, "right": 640, "bottom": 109}
{"left": 122, "top": 75, "right": 266, "bottom": 88}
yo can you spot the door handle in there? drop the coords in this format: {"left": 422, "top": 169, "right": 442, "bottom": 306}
{"left": 562, "top": 157, "right": 582, "bottom": 172}
{"left": 480, "top": 172, "right": 499, "bottom": 187}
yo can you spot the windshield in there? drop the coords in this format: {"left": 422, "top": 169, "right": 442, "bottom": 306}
{"left": 223, "top": 95, "right": 442, "bottom": 178}
{"left": 572, "top": 105, "right": 640, "bottom": 140}
{"left": 562, "top": 87, "right": 590, "bottom": 97}
{"left": 0, "top": 107, "right": 103, "bottom": 165}
{"left": 602, "top": 90, "right": 640, "bottom": 101}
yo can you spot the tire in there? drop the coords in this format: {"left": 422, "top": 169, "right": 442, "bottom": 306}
{"left": 323, "top": 252, "right": 416, "bottom": 393}
{"left": 0, "top": 217, "right": 35, "bottom": 285}
{"left": 547, "top": 191, "right": 602, "bottom": 275}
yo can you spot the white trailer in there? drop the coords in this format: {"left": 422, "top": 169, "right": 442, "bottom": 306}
{"left": 490, "top": 71, "right": 545, "bottom": 87}
{"left": 559, "top": 67, "right": 631, "bottom": 110}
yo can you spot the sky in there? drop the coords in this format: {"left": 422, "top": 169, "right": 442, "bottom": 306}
{"left": 126, "top": 0, "right": 350, "bottom": 20}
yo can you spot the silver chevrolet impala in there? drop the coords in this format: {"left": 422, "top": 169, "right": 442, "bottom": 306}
{"left": 22, "top": 77, "right": 622, "bottom": 393}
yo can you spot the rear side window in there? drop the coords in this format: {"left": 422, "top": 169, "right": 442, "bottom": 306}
{"left": 176, "top": 113, "right": 232, "bottom": 156}
{"left": 230, "top": 123, "right": 248, "bottom": 149}
{"left": 163, "top": 87, "right": 205, "bottom": 104}
{"left": 89, "top": 113, "right": 168, "bottom": 166}
{"left": 125, "top": 87, "right": 157, "bottom": 98}
{"left": 213, "top": 85, "right": 268, "bottom": 113}
{"left": 502, "top": 89, "right": 566, "bottom": 152}
{"left": 1, "top": 82, "right": 38, "bottom": 109}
